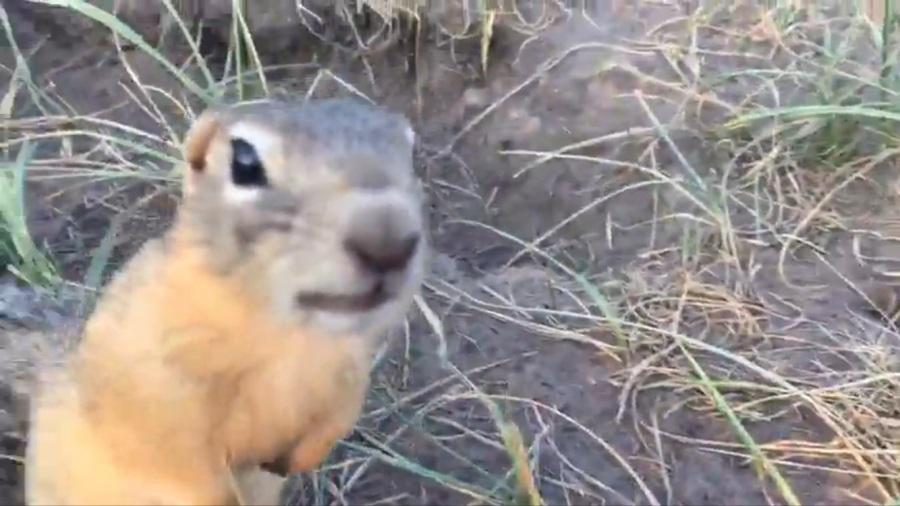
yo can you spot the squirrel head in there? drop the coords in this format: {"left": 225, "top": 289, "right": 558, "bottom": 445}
{"left": 176, "top": 98, "right": 426, "bottom": 338}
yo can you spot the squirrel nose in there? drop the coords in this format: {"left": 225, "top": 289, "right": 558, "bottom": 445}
{"left": 343, "top": 202, "right": 420, "bottom": 274}
{"left": 344, "top": 232, "right": 419, "bottom": 274}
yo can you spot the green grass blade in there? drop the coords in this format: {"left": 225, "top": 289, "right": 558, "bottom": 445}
{"left": 0, "top": 140, "right": 58, "bottom": 287}
{"left": 340, "top": 439, "right": 502, "bottom": 504}
{"left": 0, "top": 3, "right": 55, "bottom": 116}
{"left": 30, "top": 0, "right": 216, "bottom": 104}
{"left": 158, "top": 0, "right": 218, "bottom": 93}
{"left": 677, "top": 343, "right": 801, "bottom": 506}
{"left": 79, "top": 213, "right": 121, "bottom": 316}
{"left": 726, "top": 104, "right": 900, "bottom": 129}
{"left": 232, "top": 0, "right": 268, "bottom": 97}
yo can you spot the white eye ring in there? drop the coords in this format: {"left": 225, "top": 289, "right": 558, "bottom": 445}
{"left": 224, "top": 183, "right": 261, "bottom": 204}
{"left": 229, "top": 121, "right": 279, "bottom": 156}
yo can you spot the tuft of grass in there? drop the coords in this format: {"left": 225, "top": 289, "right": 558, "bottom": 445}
{"left": 493, "top": 407, "right": 543, "bottom": 506}
{"left": 30, "top": 0, "right": 219, "bottom": 104}
{"left": 725, "top": 1, "right": 900, "bottom": 169}
{"left": 1, "top": 0, "right": 283, "bottom": 292}
{"left": 0, "top": 141, "right": 58, "bottom": 288}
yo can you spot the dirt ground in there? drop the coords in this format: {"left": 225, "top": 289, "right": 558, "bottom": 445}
{"left": 3, "top": 1, "right": 900, "bottom": 505}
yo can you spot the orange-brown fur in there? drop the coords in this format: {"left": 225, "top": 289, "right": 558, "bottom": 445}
{"left": 25, "top": 99, "right": 424, "bottom": 505}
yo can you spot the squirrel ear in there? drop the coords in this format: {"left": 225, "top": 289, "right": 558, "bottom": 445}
{"left": 183, "top": 107, "right": 224, "bottom": 174}
{"left": 181, "top": 107, "right": 224, "bottom": 196}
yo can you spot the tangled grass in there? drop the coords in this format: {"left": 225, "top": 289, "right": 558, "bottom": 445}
{"left": 4, "top": 1, "right": 900, "bottom": 504}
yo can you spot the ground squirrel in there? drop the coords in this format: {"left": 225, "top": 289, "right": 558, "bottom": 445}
{"left": 24, "top": 98, "right": 426, "bottom": 505}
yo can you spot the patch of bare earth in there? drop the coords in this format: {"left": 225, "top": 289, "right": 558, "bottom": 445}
{"left": 2, "top": 1, "right": 900, "bottom": 505}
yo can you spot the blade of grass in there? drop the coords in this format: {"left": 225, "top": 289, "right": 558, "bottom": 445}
{"left": 29, "top": 0, "right": 216, "bottom": 104}
{"left": 677, "top": 341, "right": 801, "bottom": 506}
{"left": 882, "top": 0, "right": 895, "bottom": 88}
{"left": 231, "top": 0, "right": 269, "bottom": 97}
{"left": 452, "top": 218, "right": 628, "bottom": 347}
{"left": 158, "top": 0, "right": 218, "bottom": 93}
{"left": 496, "top": 412, "right": 543, "bottom": 506}
{"left": 481, "top": 9, "right": 496, "bottom": 77}
{"left": 340, "top": 438, "right": 503, "bottom": 505}
{"left": 0, "top": 3, "right": 56, "bottom": 115}
{"left": 79, "top": 212, "right": 122, "bottom": 317}
{"left": 230, "top": 0, "right": 245, "bottom": 100}
{"left": 726, "top": 103, "right": 900, "bottom": 129}
{"left": 0, "top": 140, "right": 58, "bottom": 287}
{"left": 412, "top": 283, "right": 543, "bottom": 505}
{"left": 444, "top": 359, "right": 544, "bottom": 506}
{"left": 0, "top": 62, "right": 21, "bottom": 118}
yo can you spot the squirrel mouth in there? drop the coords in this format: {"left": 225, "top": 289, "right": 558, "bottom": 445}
{"left": 296, "top": 283, "right": 389, "bottom": 312}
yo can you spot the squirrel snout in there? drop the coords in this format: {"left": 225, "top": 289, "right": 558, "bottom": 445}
{"left": 344, "top": 231, "right": 419, "bottom": 275}
{"left": 342, "top": 203, "right": 420, "bottom": 275}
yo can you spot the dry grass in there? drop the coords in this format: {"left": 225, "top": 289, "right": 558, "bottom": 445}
{"left": 5, "top": 0, "right": 900, "bottom": 505}
{"left": 476, "top": 2, "right": 900, "bottom": 503}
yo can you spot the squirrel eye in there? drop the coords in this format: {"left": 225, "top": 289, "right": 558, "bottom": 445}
{"left": 230, "top": 137, "right": 268, "bottom": 187}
